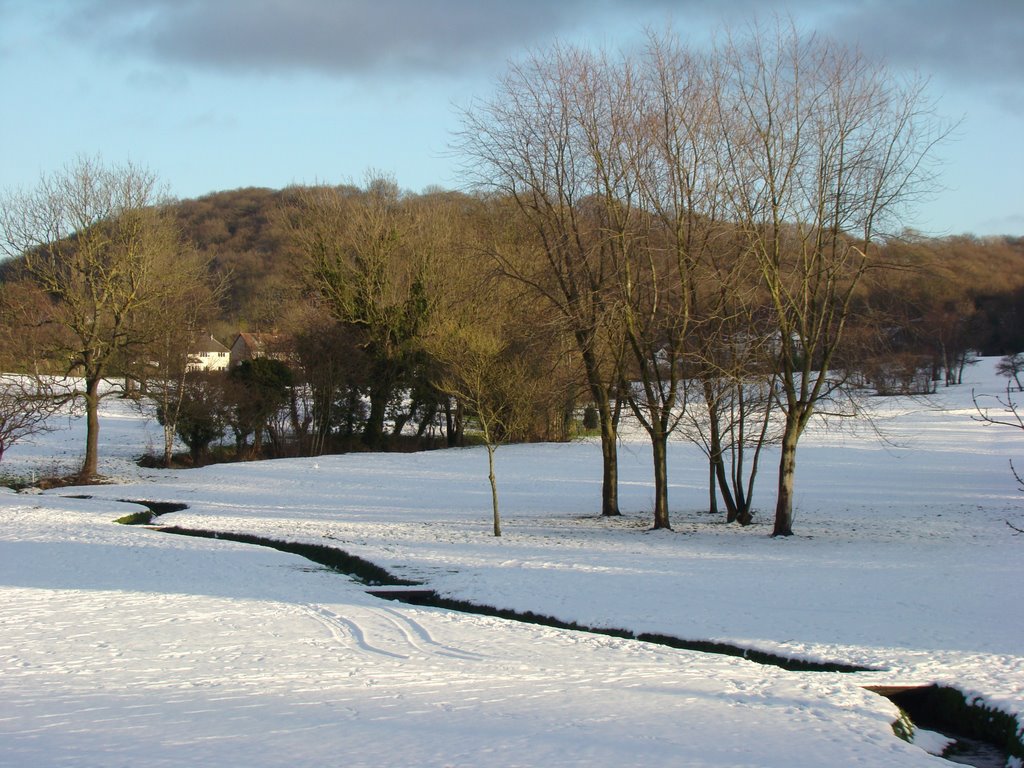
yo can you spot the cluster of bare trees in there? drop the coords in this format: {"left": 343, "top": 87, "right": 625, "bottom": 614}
{"left": 457, "top": 23, "right": 945, "bottom": 536}
{"left": 866, "top": 234, "right": 1024, "bottom": 392}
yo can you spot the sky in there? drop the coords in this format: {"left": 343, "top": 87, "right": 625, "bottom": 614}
{"left": 0, "top": 0, "right": 1021, "bottom": 237}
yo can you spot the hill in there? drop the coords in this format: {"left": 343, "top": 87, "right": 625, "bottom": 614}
{"left": 167, "top": 188, "right": 1024, "bottom": 355}
{"left": 4, "top": 185, "right": 1024, "bottom": 355}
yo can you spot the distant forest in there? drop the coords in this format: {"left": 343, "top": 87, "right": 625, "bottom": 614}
{"left": 167, "top": 185, "right": 1024, "bottom": 357}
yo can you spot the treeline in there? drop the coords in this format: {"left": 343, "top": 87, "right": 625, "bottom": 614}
{"left": 875, "top": 234, "right": 1024, "bottom": 358}
{"left": 146, "top": 185, "right": 1024, "bottom": 518}
{"left": 163, "top": 187, "right": 1024, "bottom": 361}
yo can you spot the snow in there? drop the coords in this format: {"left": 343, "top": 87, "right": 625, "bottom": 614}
{"left": 913, "top": 729, "right": 956, "bottom": 757}
{"left": 1, "top": 358, "right": 1021, "bottom": 767}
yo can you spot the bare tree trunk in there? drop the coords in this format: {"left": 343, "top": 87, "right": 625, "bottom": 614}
{"left": 731, "top": 383, "right": 762, "bottom": 527}
{"left": 597, "top": 397, "right": 621, "bottom": 517}
{"left": 580, "top": 346, "right": 622, "bottom": 517}
{"left": 715, "top": 456, "right": 738, "bottom": 522}
{"left": 342, "top": 389, "right": 360, "bottom": 439}
{"left": 161, "top": 368, "right": 189, "bottom": 468}
{"left": 444, "top": 397, "right": 456, "bottom": 446}
{"left": 363, "top": 382, "right": 388, "bottom": 449}
{"left": 391, "top": 395, "right": 417, "bottom": 436}
{"left": 651, "top": 433, "right": 671, "bottom": 530}
{"left": 487, "top": 442, "right": 501, "bottom": 537}
{"left": 81, "top": 376, "right": 101, "bottom": 480}
{"left": 708, "top": 457, "right": 719, "bottom": 516}
{"left": 163, "top": 420, "right": 175, "bottom": 468}
{"left": 773, "top": 417, "right": 800, "bottom": 537}
{"left": 705, "top": 386, "right": 738, "bottom": 520}
{"left": 444, "top": 396, "right": 465, "bottom": 447}
{"left": 416, "top": 401, "right": 438, "bottom": 439}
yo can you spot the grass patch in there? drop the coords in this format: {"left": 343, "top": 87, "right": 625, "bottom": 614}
{"left": 0, "top": 472, "right": 34, "bottom": 491}
{"left": 105, "top": 499, "right": 188, "bottom": 525}
{"left": 115, "top": 510, "right": 154, "bottom": 525}
{"left": 882, "top": 684, "right": 1022, "bottom": 762}
{"left": 891, "top": 707, "right": 915, "bottom": 743}
{"left": 113, "top": 501, "right": 188, "bottom": 525}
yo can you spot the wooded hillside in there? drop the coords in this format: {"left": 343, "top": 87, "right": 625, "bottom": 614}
{"left": 5, "top": 182, "right": 1019, "bottom": 357}
{"left": 163, "top": 186, "right": 1024, "bottom": 357}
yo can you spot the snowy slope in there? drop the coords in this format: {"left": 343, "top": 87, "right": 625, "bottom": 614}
{"left": 0, "top": 358, "right": 1020, "bottom": 766}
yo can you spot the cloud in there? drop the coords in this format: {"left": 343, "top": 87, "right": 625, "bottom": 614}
{"left": 44, "top": 0, "right": 823, "bottom": 78}
{"left": 41, "top": 0, "right": 1024, "bottom": 107}
{"left": 820, "top": 0, "right": 1024, "bottom": 96}
{"left": 55, "top": 0, "right": 599, "bottom": 77}
{"left": 974, "top": 212, "right": 1024, "bottom": 237}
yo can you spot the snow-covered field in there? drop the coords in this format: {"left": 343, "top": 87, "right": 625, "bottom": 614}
{"left": 1, "top": 359, "right": 1021, "bottom": 767}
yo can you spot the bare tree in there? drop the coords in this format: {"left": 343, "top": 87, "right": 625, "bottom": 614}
{"left": 429, "top": 320, "right": 544, "bottom": 537}
{"left": 0, "top": 156, "right": 199, "bottom": 480}
{"left": 997, "top": 352, "right": 1024, "bottom": 392}
{"left": 974, "top": 383, "right": 1024, "bottom": 492}
{"left": 0, "top": 375, "right": 61, "bottom": 465}
{"left": 623, "top": 33, "right": 731, "bottom": 529}
{"left": 457, "top": 45, "right": 629, "bottom": 518}
{"left": 422, "top": 201, "right": 564, "bottom": 536}
{"left": 716, "top": 24, "right": 948, "bottom": 535}
{"left": 681, "top": 330, "right": 779, "bottom": 525}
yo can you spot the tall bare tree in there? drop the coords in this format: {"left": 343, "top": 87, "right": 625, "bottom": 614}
{"left": 623, "top": 34, "right": 729, "bottom": 529}
{"left": 716, "top": 24, "right": 948, "bottom": 535}
{"left": 0, "top": 156, "right": 199, "bottom": 479}
{"left": 458, "top": 44, "right": 631, "bottom": 518}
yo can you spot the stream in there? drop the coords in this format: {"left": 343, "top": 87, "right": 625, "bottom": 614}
{"left": 110, "top": 498, "right": 1019, "bottom": 768}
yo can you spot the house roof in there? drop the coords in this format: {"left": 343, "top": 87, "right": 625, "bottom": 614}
{"left": 231, "top": 332, "right": 285, "bottom": 356}
{"left": 192, "top": 335, "right": 230, "bottom": 354}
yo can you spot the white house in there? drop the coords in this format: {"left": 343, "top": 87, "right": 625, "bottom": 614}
{"left": 188, "top": 335, "right": 231, "bottom": 372}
